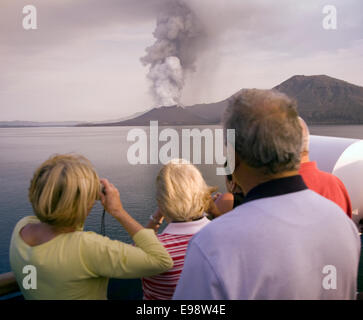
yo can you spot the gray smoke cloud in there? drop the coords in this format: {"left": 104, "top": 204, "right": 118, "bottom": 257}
{"left": 140, "top": 0, "right": 206, "bottom": 107}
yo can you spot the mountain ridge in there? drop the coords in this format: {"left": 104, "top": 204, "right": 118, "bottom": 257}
{"left": 273, "top": 75, "right": 363, "bottom": 124}
{"left": 80, "top": 106, "right": 212, "bottom": 127}
{"left": 2, "top": 75, "right": 363, "bottom": 127}
{"left": 99, "top": 74, "right": 363, "bottom": 126}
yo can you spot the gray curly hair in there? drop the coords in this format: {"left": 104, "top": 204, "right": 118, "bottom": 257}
{"left": 223, "top": 89, "right": 302, "bottom": 175}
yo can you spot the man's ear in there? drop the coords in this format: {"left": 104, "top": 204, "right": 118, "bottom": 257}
{"left": 231, "top": 182, "right": 237, "bottom": 193}
{"left": 234, "top": 153, "right": 241, "bottom": 171}
{"left": 232, "top": 153, "right": 243, "bottom": 184}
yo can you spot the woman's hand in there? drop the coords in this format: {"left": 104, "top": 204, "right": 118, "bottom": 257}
{"left": 100, "top": 178, "right": 144, "bottom": 237}
{"left": 146, "top": 208, "right": 165, "bottom": 232}
{"left": 212, "top": 192, "right": 222, "bottom": 202}
{"left": 153, "top": 208, "right": 164, "bottom": 223}
{"left": 205, "top": 194, "right": 221, "bottom": 219}
{"left": 100, "top": 179, "right": 124, "bottom": 218}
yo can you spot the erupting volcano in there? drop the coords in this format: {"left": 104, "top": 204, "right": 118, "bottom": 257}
{"left": 140, "top": 0, "right": 206, "bottom": 107}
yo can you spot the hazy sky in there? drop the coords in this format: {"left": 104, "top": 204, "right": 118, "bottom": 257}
{"left": 1, "top": 0, "right": 362, "bottom": 122}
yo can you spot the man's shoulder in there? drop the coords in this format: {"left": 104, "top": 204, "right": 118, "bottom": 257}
{"left": 314, "top": 168, "right": 351, "bottom": 199}
{"left": 310, "top": 163, "right": 345, "bottom": 185}
{"left": 190, "top": 189, "right": 358, "bottom": 260}
{"left": 302, "top": 162, "right": 333, "bottom": 179}
{"left": 302, "top": 162, "right": 348, "bottom": 191}
{"left": 316, "top": 167, "right": 339, "bottom": 180}
{"left": 190, "top": 205, "right": 256, "bottom": 246}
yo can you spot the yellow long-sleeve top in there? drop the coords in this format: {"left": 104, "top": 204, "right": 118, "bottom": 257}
{"left": 9, "top": 216, "right": 173, "bottom": 300}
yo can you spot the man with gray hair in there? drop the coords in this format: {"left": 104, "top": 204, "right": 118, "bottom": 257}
{"left": 173, "top": 89, "right": 360, "bottom": 300}
{"left": 298, "top": 117, "right": 352, "bottom": 218}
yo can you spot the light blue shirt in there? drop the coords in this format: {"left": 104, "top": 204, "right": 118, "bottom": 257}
{"left": 173, "top": 177, "right": 360, "bottom": 300}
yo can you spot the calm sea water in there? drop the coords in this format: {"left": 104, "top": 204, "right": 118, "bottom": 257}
{"left": 0, "top": 125, "right": 363, "bottom": 274}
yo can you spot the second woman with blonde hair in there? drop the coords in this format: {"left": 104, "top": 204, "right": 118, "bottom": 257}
{"left": 142, "top": 159, "right": 215, "bottom": 300}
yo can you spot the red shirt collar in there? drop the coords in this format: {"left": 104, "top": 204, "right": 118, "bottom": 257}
{"left": 299, "top": 161, "right": 318, "bottom": 172}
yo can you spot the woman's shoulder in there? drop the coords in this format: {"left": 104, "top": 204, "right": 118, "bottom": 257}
{"left": 77, "top": 230, "right": 130, "bottom": 250}
{"left": 79, "top": 229, "right": 156, "bottom": 247}
{"left": 10, "top": 216, "right": 41, "bottom": 249}
{"left": 78, "top": 230, "right": 107, "bottom": 242}
{"left": 13, "top": 216, "right": 40, "bottom": 232}
{"left": 159, "top": 217, "right": 210, "bottom": 240}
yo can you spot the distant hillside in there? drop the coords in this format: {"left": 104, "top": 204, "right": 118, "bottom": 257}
{"left": 0, "top": 121, "right": 80, "bottom": 128}
{"left": 274, "top": 75, "right": 363, "bottom": 124}
{"left": 183, "top": 75, "right": 363, "bottom": 125}
{"left": 101, "top": 75, "right": 362, "bottom": 127}
{"left": 78, "top": 108, "right": 152, "bottom": 126}
{"left": 83, "top": 106, "right": 212, "bottom": 126}
{"left": 185, "top": 99, "right": 229, "bottom": 124}
{"left": 5, "top": 75, "right": 363, "bottom": 127}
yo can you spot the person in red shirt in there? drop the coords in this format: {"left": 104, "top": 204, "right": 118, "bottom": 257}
{"left": 298, "top": 117, "right": 352, "bottom": 218}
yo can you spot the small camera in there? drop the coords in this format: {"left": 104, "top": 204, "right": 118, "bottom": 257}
{"left": 100, "top": 183, "right": 106, "bottom": 195}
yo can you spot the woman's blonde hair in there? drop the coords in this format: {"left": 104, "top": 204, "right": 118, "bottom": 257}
{"left": 28, "top": 154, "right": 100, "bottom": 229}
{"left": 156, "top": 159, "right": 216, "bottom": 222}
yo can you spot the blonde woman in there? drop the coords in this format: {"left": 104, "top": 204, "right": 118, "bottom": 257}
{"left": 142, "top": 159, "right": 214, "bottom": 300}
{"left": 9, "top": 154, "right": 173, "bottom": 300}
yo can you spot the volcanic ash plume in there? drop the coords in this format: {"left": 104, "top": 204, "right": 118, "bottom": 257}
{"left": 141, "top": 0, "right": 205, "bottom": 107}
